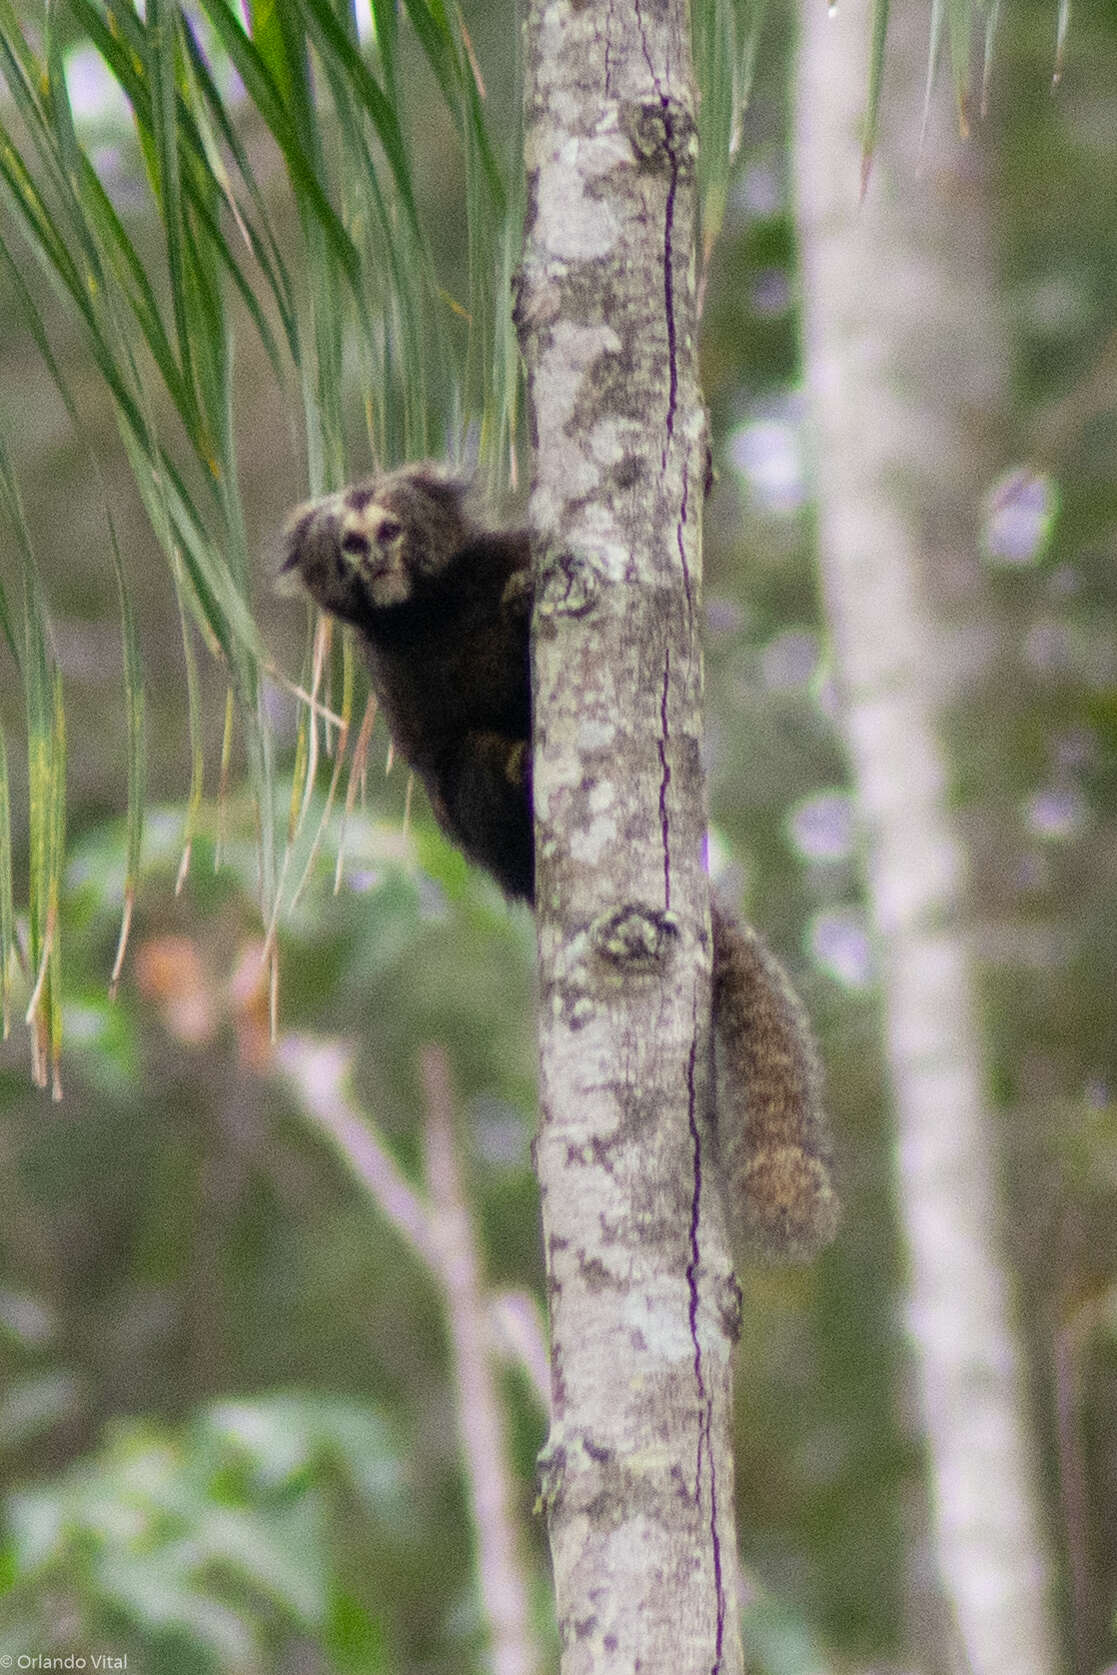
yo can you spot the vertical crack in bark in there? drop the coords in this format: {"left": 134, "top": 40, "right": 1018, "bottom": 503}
{"left": 685, "top": 1012, "right": 726, "bottom": 1674}
{"left": 603, "top": 0, "right": 616, "bottom": 96}
{"left": 658, "top": 648, "right": 672, "bottom": 909}
{"left": 660, "top": 109, "right": 680, "bottom": 471}
{"left": 676, "top": 439, "right": 694, "bottom": 617}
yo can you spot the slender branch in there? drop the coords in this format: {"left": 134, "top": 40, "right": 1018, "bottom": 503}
{"left": 421, "top": 1047, "right": 539, "bottom": 1675}
{"left": 489, "top": 1289, "right": 550, "bottom": 1416}
{"left": 277, "top": 1035, "right": 438, "bottom": 1265}
{"left": 277, "top": 1034, "right": 541, "bottom": 1675}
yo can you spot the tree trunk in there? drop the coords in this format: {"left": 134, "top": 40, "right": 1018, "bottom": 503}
{"left": 794, "top": 7, "right": 1060, "bottom": 1675}
{"left": 516, "top": 3, "right": 743, "bottom": 1672}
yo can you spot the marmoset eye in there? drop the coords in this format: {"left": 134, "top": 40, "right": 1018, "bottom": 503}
{"left": 376, "top": 517, "right": 402, "bottom": 544}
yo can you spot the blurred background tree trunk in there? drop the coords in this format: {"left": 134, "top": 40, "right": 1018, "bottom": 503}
{"left": 794, "top": 5, "right": 1061, "bottom": 1674}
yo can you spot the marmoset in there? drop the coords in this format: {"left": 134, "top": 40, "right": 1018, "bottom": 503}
{"left": 281, "top": 464, "right": 838, "bottom": 1264}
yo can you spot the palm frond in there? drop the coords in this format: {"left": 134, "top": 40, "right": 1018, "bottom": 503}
{"left": 0, "top": 0, "right": 515, "bottom": 1079}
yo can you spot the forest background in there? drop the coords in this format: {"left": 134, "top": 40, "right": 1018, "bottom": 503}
{"left": 0, "top": 0, "right": 1114, "bottom": 1672}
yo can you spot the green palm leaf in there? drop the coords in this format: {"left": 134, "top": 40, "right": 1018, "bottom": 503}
{"left": 0, "top": 0, "right": 513, "bottom": 1081}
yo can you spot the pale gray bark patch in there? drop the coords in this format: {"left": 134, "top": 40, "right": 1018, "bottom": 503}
{"left": 794, "top": 6, "right": 1060, "bottom": 1674}
{"left": 518, "top": 0, "right": 742, "bottom": 1668}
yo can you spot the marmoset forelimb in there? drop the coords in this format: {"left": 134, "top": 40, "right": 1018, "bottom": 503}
{"left": 281, "top": 464, "right": 838, "bottom": 1264}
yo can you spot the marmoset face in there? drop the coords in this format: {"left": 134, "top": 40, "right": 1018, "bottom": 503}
{"left": 280, "top": 468, "right": 471, "bottom": 617}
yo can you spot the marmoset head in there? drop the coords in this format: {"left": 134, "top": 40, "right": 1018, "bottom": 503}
{"left": 280, "top": 464, "right": 472, "bottom": 617}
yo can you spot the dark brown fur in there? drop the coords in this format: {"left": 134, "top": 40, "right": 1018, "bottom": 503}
{"left": 282, "top": 464, "right": 837, "bottom": 1263}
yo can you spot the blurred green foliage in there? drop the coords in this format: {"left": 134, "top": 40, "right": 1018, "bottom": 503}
{"left": 0, "top": 0, "right": 1114, "bottom": 1672}
{"left": 2, "top": 1397, "right": 406, "bottom": 1671}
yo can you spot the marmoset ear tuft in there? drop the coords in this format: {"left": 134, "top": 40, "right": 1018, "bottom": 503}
{"left": 278, "top": 503, "right": 316, "bottom": 574}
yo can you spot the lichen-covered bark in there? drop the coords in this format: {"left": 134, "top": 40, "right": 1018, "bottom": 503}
{"left": 794, "top": 6, "right": 1059, "bottom": 1674}
{"left": 516, "top": 2, "right": 743, "bottom": 1672}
